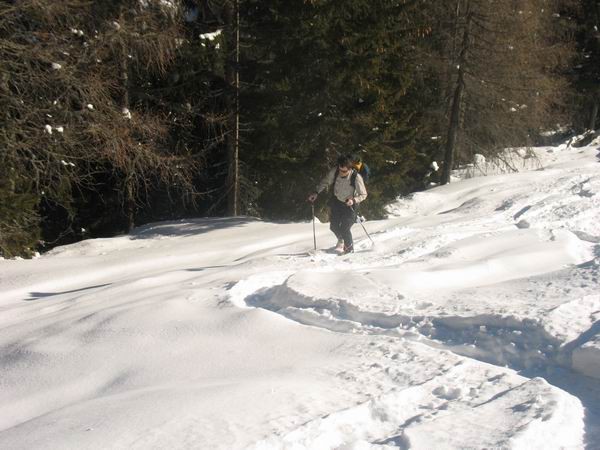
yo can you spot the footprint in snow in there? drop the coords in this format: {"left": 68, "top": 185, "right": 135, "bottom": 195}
{"left": 432, "top": 385, "right": 463, "bottom": 401}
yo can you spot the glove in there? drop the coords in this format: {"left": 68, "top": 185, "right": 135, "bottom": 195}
{"left": 307, "top": 192, "right": 318, "bottom": 203}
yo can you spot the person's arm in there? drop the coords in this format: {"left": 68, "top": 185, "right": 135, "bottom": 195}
{"left": 308, "top": 168, "right": 336, "bottom": 202}
{"left": 316, "top": 168, "right": 337, "bottom": 194}
{"left": 353, "top": 173, "right": 367, "bottom": 204}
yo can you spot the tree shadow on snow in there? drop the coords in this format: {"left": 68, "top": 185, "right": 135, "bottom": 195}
{"left": 25, "top": 283, "right": 111, "bottom": 301}
{"left": 129, "top": 217, "right": 259, "bottom": 240}
{"left": 184, "top": 265, "right": 227, "bottom": 272}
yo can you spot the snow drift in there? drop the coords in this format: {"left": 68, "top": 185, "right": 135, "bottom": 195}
{"left": 1, "top": 141, "right": 599, "bottom": 449}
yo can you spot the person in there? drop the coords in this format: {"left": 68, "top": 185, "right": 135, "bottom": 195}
{"left": 307, "top": 155, "right": 368, "bottom": 254}
{"left": 351, "top": 154, "right": 370, "bottom": 184}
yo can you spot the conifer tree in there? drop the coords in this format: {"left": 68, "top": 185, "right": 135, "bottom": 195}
{"left": 0, "top": 0, "right": 584, "bottom": 257}
{"left": 243, "top": 0, "right": 434, "bottom": 219}
{"left": 170, "top": 0, "right": 256, "bottom": 217}
{"left": 568, "top": 0, "right": 600, "bottom": 131}
{"left": 224, "top": 0, "right": 241, "bottom": 216}
{"left": 0, "top": 172, "right": 40, "bottom": 258}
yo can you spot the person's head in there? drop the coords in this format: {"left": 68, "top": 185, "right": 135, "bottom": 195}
{"left": 337, "top": 155, "right": 353, "bottom": 176}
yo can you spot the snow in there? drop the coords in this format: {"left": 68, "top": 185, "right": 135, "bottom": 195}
{"left": 573, "top": 334, "right": 600, "bottom": 379}
{"left": 199, "top": 30, "right": 222, "bottom": 41}
{"left": 1, "top": 141, "right": 599, "bottom": 449}
{"left": 473, "top": 153, "right": 486, "bottom": 165}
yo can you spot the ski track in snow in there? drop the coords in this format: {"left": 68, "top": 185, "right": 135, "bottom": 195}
{"left": 1, "top": 143, "right": 600, "bottom": 449}
{"left": 237, "top": 145, "right": 600, "bottom": 449}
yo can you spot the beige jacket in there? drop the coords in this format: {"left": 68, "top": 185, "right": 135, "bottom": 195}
{"left": 316, "top": 168, "right": 368, "bottom": 204}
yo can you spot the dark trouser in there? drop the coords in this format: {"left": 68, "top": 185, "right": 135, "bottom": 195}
{"left": 329, "top": 198, "right": 356, "bottom": 248}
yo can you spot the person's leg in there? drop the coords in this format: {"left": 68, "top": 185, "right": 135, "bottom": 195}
{"left": 329, "top": 220, "right": 340, "bottom": 239}
{"left": 329, "top": 201, "right": 343, "bottom": 241}
{"left": 329, "top": 200, "right": 348, "bottom": 250}
{"left": 339, "top": 205, "right": 356, "bottom": 252}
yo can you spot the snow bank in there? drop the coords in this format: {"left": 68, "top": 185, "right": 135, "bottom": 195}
{"left": 573, "top": 333, "right": 600, "bottom": 379}
{"left": 251, "top": 368, "right": 583, "bottom": 450}
{"left": 1, "top": 141, "right": 598, "bottom": 449}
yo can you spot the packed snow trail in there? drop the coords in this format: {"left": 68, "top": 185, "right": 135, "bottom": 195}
{"left": 239, "top": 143, "right": 600, "bottom": 448}
{"left": 0, "top": 142, "right": 599, "bottom": 449}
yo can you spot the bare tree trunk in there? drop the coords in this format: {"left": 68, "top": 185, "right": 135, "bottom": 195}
{"left": 123, "top": 65, "right": 135, "bottom": 232}
{"left": 441, "top": 1, "right": 471, "bottom": 185}
{"left": 585, "top": 0, "right": 600, "bottom": 132}
{"left": 589, "top": 96, "right": 599, "bottom": 131}
{"left": 225, "top": 0, "right": 240, "bottom": 216}
{"left": 444, "top": 0, "right": 462, "bottom": 102}
{"left": 119, "top": 9, "right": 135, "bottom": 232}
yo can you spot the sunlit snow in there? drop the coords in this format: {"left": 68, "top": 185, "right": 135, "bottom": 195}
{"left": 1, "top": 139, "right": 599, "bottom": 449}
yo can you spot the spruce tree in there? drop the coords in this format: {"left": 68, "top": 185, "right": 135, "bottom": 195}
{"left": 164, "top": 0, "right": 257, "bottom": 217}
{"left": 243, "top": 0, "right": 434, "bottom": 219}
{"left": 0, "top": 172, "right": 40, "bottom": 258}
{"left": 568, "top": 0, "right": 600, "bottom": 131}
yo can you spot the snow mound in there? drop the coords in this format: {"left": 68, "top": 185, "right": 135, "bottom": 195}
{"left": 1, "top": 141, "right": 599, "bottom": 449}
{"left": 404, "top": 377, "right": 583, "bottom": 450}
{"left": 250, "top": 371, "right": 583, "bottom": 450}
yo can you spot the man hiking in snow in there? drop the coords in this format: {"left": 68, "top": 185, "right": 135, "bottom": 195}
{"left": 307, "top": 155, "right": 368, "bottom": 254}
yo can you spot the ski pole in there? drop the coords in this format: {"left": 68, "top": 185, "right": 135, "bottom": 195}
{"left": 311, "top": 203, "right": 317, "bottom": 251}
{"left": 358, "top": 219, "right": 375, "bottom": 245}
{"left": 352, "top": 204, "right": 375, "bottom": 246}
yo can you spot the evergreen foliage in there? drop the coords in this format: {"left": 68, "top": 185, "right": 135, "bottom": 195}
{"left": 243, "top": 0, "right": 434, "bottom": 219}
{"left": 567, "top": 0, "right": 600, "bottom": 131}
{"left": 0, "top": 172, "right": 40, "bottom": 258}
{"left": 0, "top": 0, "right": 589, "bottom": 256}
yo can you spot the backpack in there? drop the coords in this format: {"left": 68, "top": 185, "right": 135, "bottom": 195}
{"left": 355, "top": 163, "right": 370, "bottom": 183}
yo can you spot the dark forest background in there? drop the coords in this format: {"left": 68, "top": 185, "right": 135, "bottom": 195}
{"left": 1, "top": 0, "right": 599, "bottom": 257}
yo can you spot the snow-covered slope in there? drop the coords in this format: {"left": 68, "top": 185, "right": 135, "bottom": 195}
{"left": 1, "top": 142, "right": 599, "bottom": 449}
